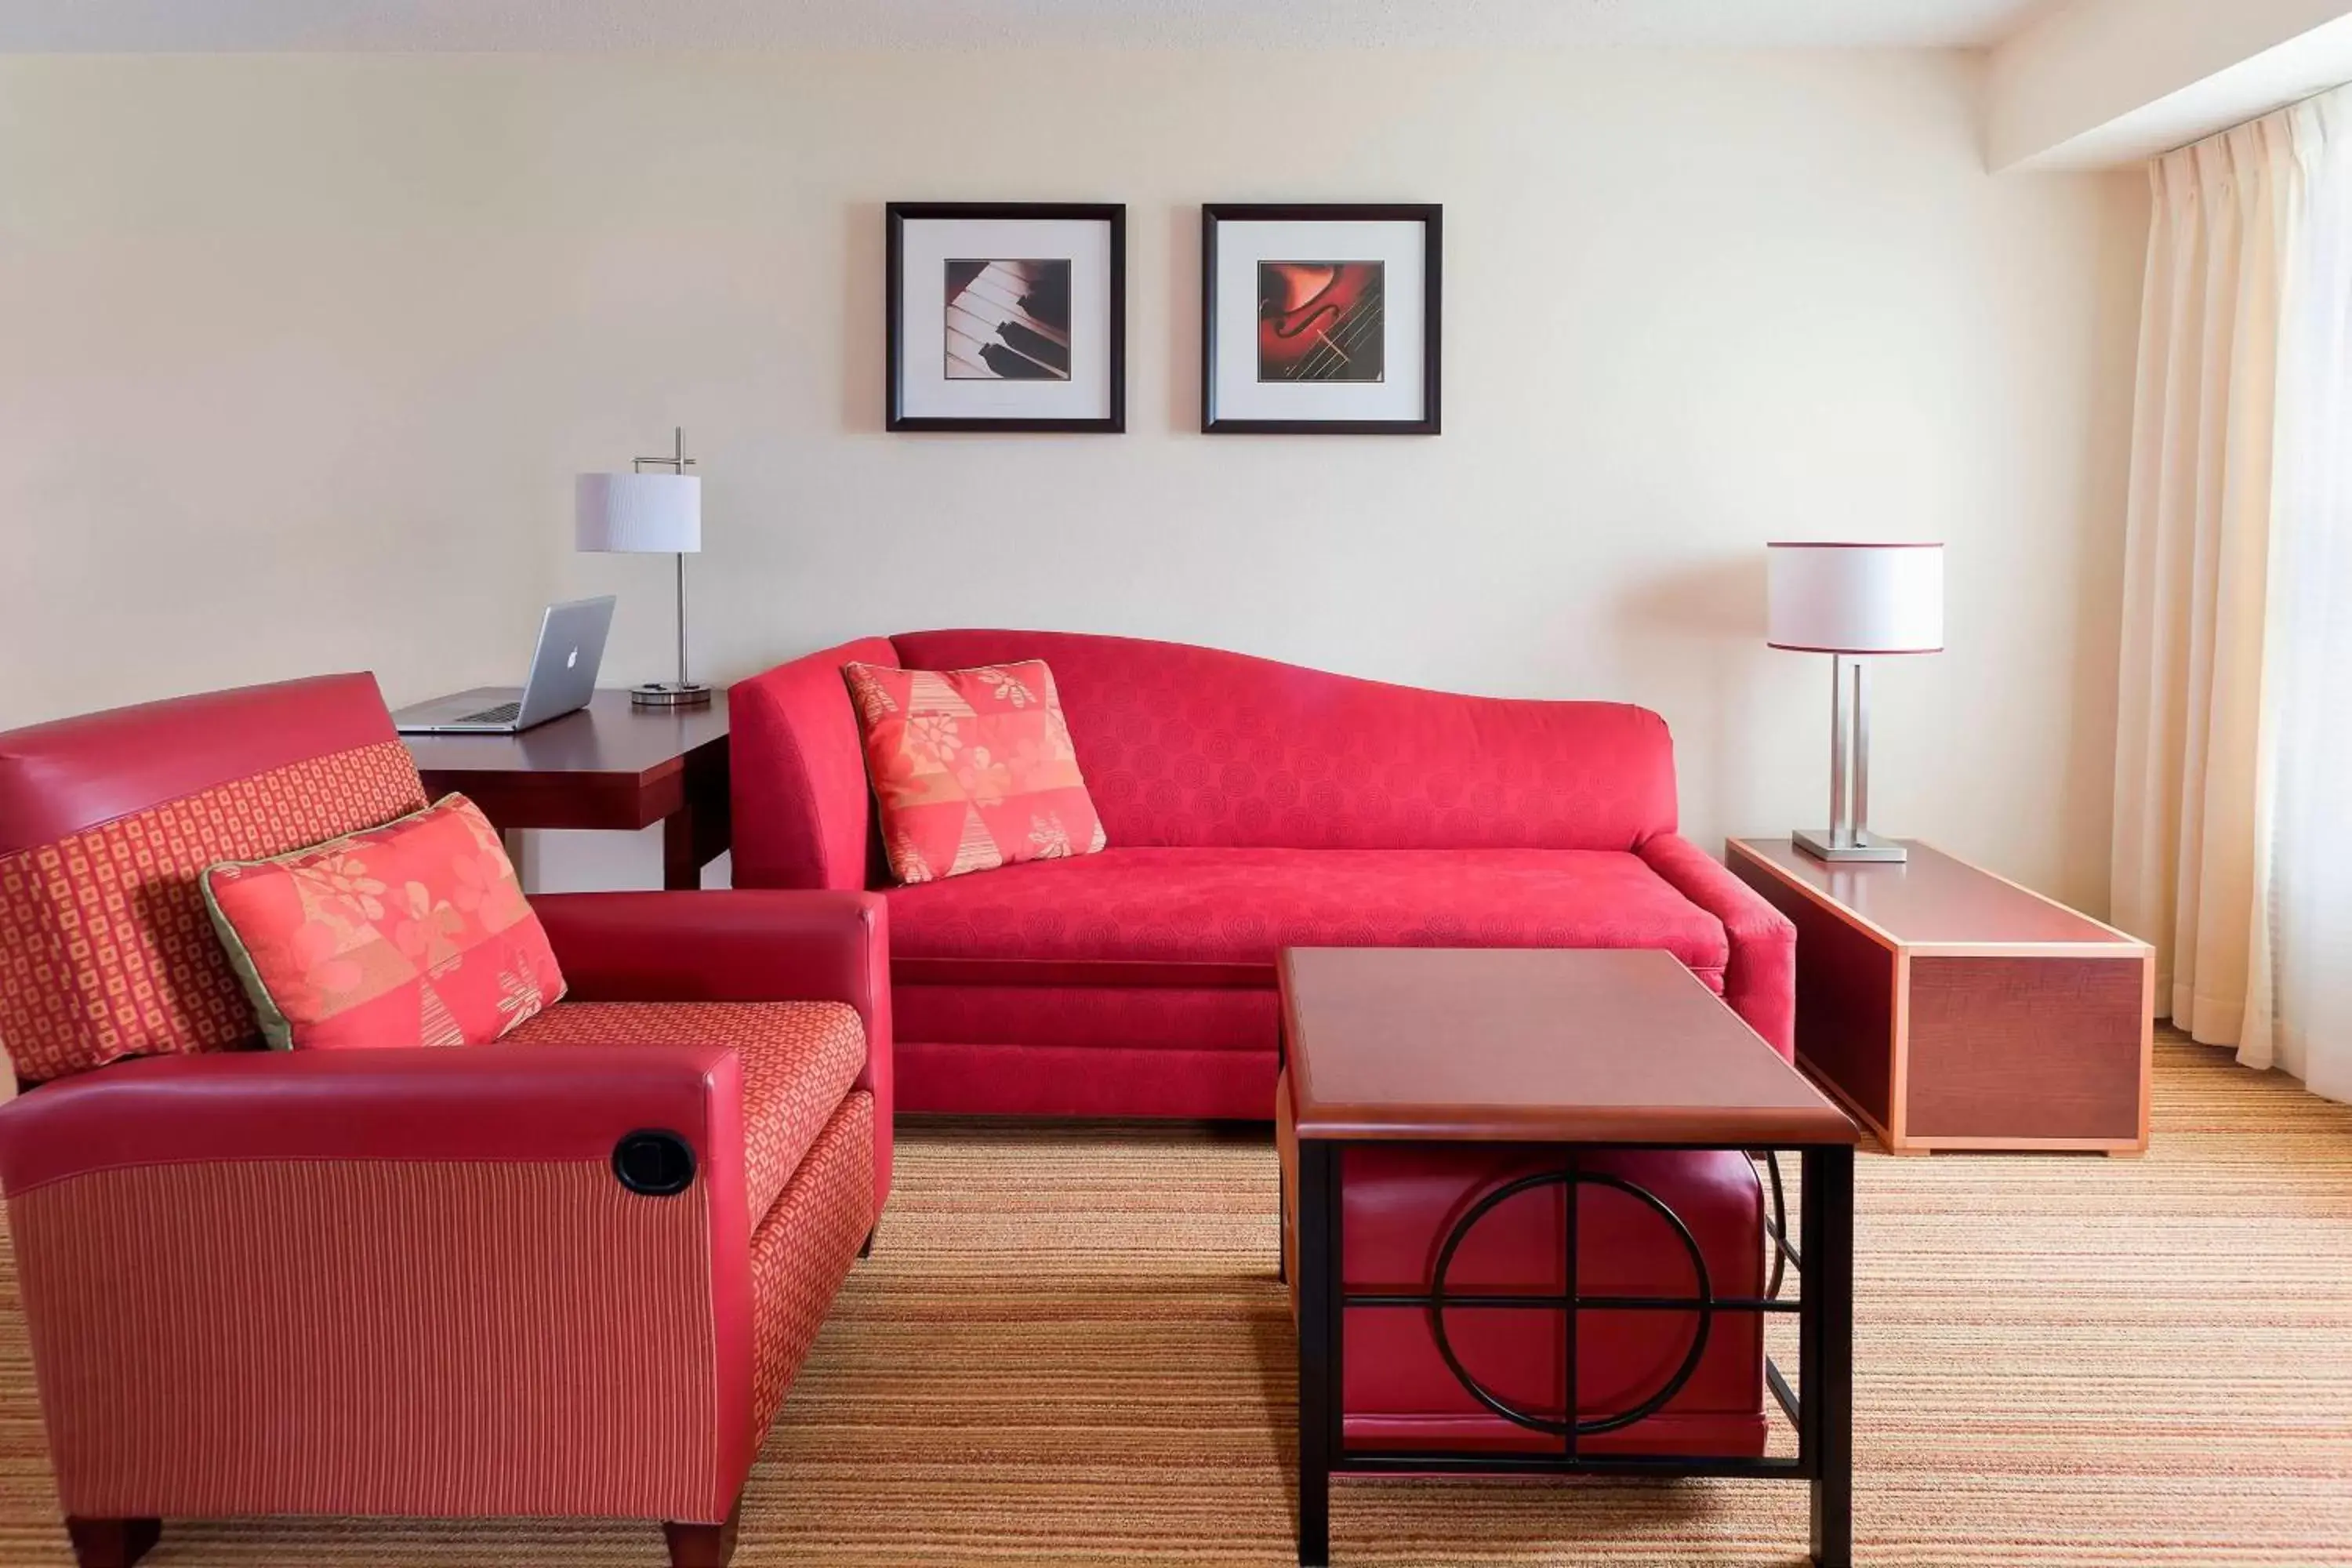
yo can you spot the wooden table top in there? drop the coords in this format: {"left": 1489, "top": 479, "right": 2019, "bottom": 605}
{"left": 1728, "top": 838, "right": 2142, "bottom": 949}
{"left": 1280, "top": 947, "right": 1857, "bottom": 1146}
{"left": 401, "top": 690, "right": 729, "bottom": 783}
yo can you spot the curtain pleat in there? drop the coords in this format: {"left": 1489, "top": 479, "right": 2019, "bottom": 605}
{"left": 2256, "top": 92, "right": 2352, "bottom": 1100}
{"left": 2111, "top": 88, "right": 2351, "bottom": 1102}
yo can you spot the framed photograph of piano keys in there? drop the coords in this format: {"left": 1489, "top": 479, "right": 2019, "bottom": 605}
{"left": 887, "top": 202, "right": 1125, "bottom": 433}
{"left": 1202, "top": 204, "right": 1441, "bottom": 435}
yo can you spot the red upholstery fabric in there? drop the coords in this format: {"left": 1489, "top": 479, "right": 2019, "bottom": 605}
{"left": 887, "top": 847, "right": 1730, "bottom": 985}
{"left": 0, "top": 673, "right": 402, "bottom": 857}
{"left": 506, "top": 1000, "right": 866, "bottom": 1225}
{"left": 1278, "top": 1073, "right": 1766, "bottom": 1458}
{"left": 732, "top": 630, "right": 1798, "bottom": 1118}
{"left": 0, "top": 744, "right": 428, "bottom": 1080}
{"left": 0, "top": 677, "right": 887, "bottom": 1542}
{"left": 897, "top": 1041, "right": 1271, "bottom": 1119}
{"left": 0, "top": 675, "right": 426, "bottom": 1082}
{"left": 9, "top": 1156, "right": 729, "bottom": 1520}
{"left": 897, "top": 982, "right": 1276, "bottom": 1054}
{"left": 0, "top": 1037, "right": 744, "bottom": 1195}
{"left": 749, "top": 1091, "right": 873, "bottom": 1436}
{"left": 728, "top": 637, "right": 900, "bottom": 891}
{"left": 891, "top": 630, "right": 1679, "bottom": 851}
{"left": 1338, "top": 1145, "right": 1765, "bottom": 1457}
{"left": 202, "top": 794, "right": 564, "bottom": 1051}
{"left": 1639, "top": 833, "right": 1798, "bottom": 1059}
{"left": 0, "top": 1042, "right": 754, "bottom": 1522}
{"left": 534, "top": 889, "right": 895, "bottom": 1216}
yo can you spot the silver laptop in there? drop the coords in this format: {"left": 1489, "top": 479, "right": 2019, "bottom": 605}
{"left": 392, "top": 596, "right": 615, "bottom": 735}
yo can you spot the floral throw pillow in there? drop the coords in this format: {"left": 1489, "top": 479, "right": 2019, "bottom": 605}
{"left": 843, "top": 659, "right": 1108, "bottom": 884}
{"left": 200, "top": 793, "right": 564, "bottom": 1050}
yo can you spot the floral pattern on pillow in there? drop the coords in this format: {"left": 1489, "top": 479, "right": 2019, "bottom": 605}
{"left": 200, "top": 793, "right": 564, "bottom": 1049}
{"left": 844, "top": 659, "right": 1108, "bottom": 884}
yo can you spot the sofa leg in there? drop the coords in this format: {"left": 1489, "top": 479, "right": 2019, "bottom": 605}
{"left": 859, "top": 1225, "right": 876, "bottom": 1259}
{"left": 664, "top": 1501, "right": 742, "bottom": 1568}
{"left": 64, "top": 1518, "right": 161, "bottom": 1568}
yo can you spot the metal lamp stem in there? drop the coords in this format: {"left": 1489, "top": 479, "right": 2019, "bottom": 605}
{"left": 1852, "top": 658, "right": 1871, "bottom": 844}
{"left": 674, "top": 550, "right": 691, "bottom": 690}
{"left": 1796, "top": 653, "right": 1904, "bottom": 863}
{"left": 1828, "top": 656, "right": 1850, "bottom": 850}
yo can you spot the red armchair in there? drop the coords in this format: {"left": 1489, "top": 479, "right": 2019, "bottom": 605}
{"left": 0, "top": 675, "right": 889, "bottom": 1568}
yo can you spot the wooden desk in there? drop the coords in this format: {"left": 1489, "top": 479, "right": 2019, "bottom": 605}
{"left": 1727, "top": 837, "right": 2154, "bottom": 1156}
{"left": 403, "top": 691, "right": 731, "bottom": 891}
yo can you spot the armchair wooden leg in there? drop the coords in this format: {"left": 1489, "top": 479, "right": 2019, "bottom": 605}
{"left": 859, "top": 1224, "right": 876, "bottom": 1258}
{"left": 64, "top": 1518, "right": 161, "bottom": 1568}
{"left": 663, "top": 1500, "right": 742, "bottom": 1568}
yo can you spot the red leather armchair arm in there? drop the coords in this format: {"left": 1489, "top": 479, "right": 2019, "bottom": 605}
{"left": 533, "top": 887, "right": 895, "bottom": 1212}
{"left": 0, "top": 1046, "right": 758, "bottom": 1523}
{"left": 1638, "top": 833, "right": 1797, "bottom": 1059}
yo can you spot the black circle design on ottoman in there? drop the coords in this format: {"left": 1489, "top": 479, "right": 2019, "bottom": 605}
{"left": 1425, "top": 1166, "right": 1717, "bottom": 1437}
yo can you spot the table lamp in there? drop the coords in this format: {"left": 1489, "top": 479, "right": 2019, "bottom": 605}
{"left": 576, "top": 427, "right": 708, "bottom": 709}
{"left": 1766, "top": 541, "right": 1944, "bottom": 863}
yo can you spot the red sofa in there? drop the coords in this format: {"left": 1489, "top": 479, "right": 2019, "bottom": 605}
{"left": 731, "top": 630, "right": 1795, "bottom": 1118}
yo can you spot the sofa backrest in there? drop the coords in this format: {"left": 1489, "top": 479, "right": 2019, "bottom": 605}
{"left": 0, "top": 673, "right": 426, "bottom": 1082}
{"left": 729, "top": 637, "right": 901, "bottom": 890}
{"left": 891, "top": 630, "right": 1679, "bottom": 852}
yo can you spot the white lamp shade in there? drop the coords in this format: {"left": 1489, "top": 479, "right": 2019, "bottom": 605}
{"left": 575, "top": 472, "right": 701, "bottom": 554}
{"left": 1766, "top": 542, "right": 1944, "bottom": 654}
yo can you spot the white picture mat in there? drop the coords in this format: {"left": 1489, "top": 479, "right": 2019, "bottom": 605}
{"left": 1212, "top": 219, "right": 1427, "bottom": 423}
{"left": 898, "top": 217, "right": 1113, "bottom": 419}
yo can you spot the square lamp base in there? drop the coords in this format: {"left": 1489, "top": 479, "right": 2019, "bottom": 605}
{"left": 1793, "top": 828, "right": 1908, "bottom": 863}
{"left": 630, "top": 682, "right": 713, "bottom": 710}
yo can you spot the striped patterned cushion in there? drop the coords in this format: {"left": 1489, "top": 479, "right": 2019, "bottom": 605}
{"left": 0, "top": 741, "right": 426, "bottom": 1082}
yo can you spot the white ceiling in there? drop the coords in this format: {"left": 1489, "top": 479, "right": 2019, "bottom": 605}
{"left": 0, "top": 0, "right": 2066, "bottom": 53}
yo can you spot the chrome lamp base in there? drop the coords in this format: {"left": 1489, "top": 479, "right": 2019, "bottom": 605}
{"left": 630, "top": 681, "right": 712, "bottom": 710}
{"left": 1793, "top": 827, "right": 1907, "bottom": 863}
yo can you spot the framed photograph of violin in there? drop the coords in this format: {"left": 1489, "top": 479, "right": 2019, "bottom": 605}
{"left": 1201, "top": 203, "right": 1441, "bottom": 435}
{"left": 887, "top": 201, "right": 1126, "bottom": 433}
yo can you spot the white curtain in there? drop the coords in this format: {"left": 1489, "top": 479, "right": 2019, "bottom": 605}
{"left": 2113, "top": 85, "right": 2352, "bottom": 1102}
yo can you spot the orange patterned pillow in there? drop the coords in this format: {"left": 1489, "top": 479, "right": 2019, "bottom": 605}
{"left": 844, "top": 659, "right": 1107, "bottom": 884}
{"left": 200, "top": 794, "right": 564, "bottom": 1050}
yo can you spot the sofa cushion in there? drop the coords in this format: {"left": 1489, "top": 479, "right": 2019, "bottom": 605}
{"left": 885, "top": 847, "right": 1730, "bottom": 986}
{"left": 844, "top": 659, "right": 1106, "bottom": 883}
{"left": 202, "top": 795, "right": 564, "bottom": 1051}
{"left": 504, "top": 1000, "right": 866, "bottom": 1222}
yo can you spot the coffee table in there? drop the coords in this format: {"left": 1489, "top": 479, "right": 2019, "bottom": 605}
{"left": 1279, "top": 947, "right": 1860, "bottom": 1567}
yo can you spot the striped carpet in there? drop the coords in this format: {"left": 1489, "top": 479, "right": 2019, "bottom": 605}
{"left": 1, "top": 1030, "right": 2347, "bottom": 1566}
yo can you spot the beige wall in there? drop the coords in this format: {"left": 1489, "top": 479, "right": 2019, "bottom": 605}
{"left": 0, "top": 50, "right": 2146, "bottom": 909}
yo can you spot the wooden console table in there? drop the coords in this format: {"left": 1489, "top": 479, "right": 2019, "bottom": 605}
{"left": 403, "top": 691, "right": 730, "bottom": 891}
{"left": 1727, "top": 838, "right": 2154, "bottom": 1156}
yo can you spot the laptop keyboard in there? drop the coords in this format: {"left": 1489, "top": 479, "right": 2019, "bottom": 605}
{"left": 456, "top": 701, "right": 521, "bottom": 726}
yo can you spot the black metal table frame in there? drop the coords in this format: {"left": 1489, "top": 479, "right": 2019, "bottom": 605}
{"left": 1290, "top": 1137, "right": 1853, "bottom": 1567}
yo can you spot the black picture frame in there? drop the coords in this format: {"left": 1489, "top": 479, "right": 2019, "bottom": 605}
{"left": 1201, "top": 202, "right": 1442, "bottom": 436}
{"left": 887, "top": 201, "right": 1127, "bottom": 434}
